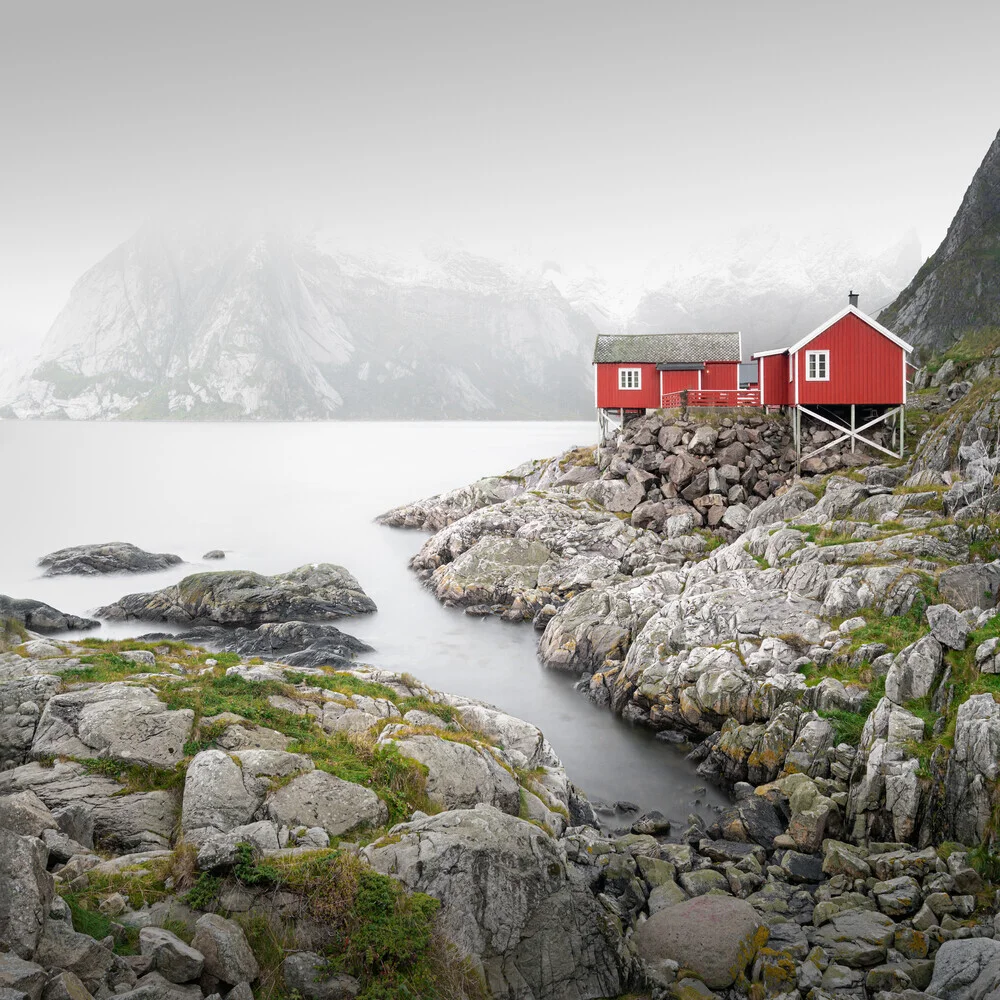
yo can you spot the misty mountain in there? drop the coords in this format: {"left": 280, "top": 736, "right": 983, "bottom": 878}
{"left": 1, "top": 225, "right": 920, "bottom": 420}
{"left": 1, "top": 227, "right": 600, "bottom": 420}
{"left": 879, "top": 128, "right": 1000, "bottom": 357}
{"left": 630, "top": 230, "right": 922, "bottom": 356}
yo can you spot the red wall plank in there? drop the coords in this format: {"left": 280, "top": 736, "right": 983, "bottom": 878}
{"left": 702, "top": 362, "right": 739, "bottom": 390}
{"left": 760, "top": 355, "right": 789, "bottom": 405}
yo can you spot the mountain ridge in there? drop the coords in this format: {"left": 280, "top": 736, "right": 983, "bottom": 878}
{"left": 879, "top": 127, "right": 1000, "bottom": 357}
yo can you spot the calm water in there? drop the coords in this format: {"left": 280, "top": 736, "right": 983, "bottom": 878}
{"left": 0, "top": 420, "right": 728, "bottom": 821}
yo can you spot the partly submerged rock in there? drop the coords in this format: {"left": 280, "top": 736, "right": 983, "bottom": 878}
{"left": 38, "top": 542, "right": 182, "bottom": 577}
{"left": 0, "top": 596, "right": 99, "bottom": 634}
{"left": 144, "top": 621, "right": 373, "bottom": 668}
{"left": 95, "top": 564, "right": 376, "bottom": 626}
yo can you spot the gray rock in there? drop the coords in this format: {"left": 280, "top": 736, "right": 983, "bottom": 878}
{"left": 40, "top": 970, "right": 93, "bottom": 1000}
{"left": 196, "top": 821, "right": 280, "bottom": 872}
{"left": 0, "top": 596, "right": 99, "bottom": 634}
{"left": 926, "top": 604, "right": 971, "bottom": 650}
{"left": 0, "top": 761, "right": 175, "bottom": 853}
{"left": 32, "top": 684, "right": 193, "bottom": 770}
{"left": 812, "top": 907, "right": 897, "bottom": 967}
{"left": 390, "top": 735, "right": 519, "bottom": 814}
{"left": 0, "top": 828, "right": 52, "bottom": 959}
{"left": 885, "top": 636, "right": 944, "bottom": 705}
{"left": 873, "top": 875, "right": 922, "bottom": 917}
{"left": 0, "top": 954, "right": 46, "bottom": 1000}
{"left": 282, "top": 953, "right": 360, "bottom": 1000}
{"left": 33, "top": 919, "right": 116, "bottom": 990}
{"left": 363, "top": 806, "right": 625, "bottom": 999}
{"left": 928, "top": 938, "right": 1000, "bottom": 1000}
{"left": 190, "top": 914, "right": 259, "bottom": 988}
{"left": 938, "top": 563, "right": 1000, "bottom": 612}
{"left": 181, "top": 750, "right": 257, "bottom": 836}
{"left": 38, "top": 543, "right": 182, "bottom": 577}
{"left": 0, "top": 791, "right": 58, "bottom": 838}
{"left": 265, "top": 770, "right": 387, "bottom": 837}
{"left": 138, "top": 927, "right": 205, "bottom": 983}
{"left": 161, "top": 621, "right": 372, "bottom": 669}
{"left": 633, "top": 894, "right": 765, "bottom": 989}
{"left": 96, "top": 563, "right": 376, "bottom": 626}
{"left": 203, "top": 551, "right": 226, "bottom": 560}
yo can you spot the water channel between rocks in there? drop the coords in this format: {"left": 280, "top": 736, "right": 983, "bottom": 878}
{"left": 0, "top": 419, "right": 731, "bottom": 822}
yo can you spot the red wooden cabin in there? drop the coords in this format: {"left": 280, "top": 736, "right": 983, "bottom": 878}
{"left": 753, "top": 303, "right": 912, "bottom": 408}
{"left": 593, "top": 331, "right": 744, "bottom": 413}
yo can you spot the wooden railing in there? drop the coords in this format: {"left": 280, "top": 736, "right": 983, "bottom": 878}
{"left": 661, "top": 389, "right": 761, "bottom": 409}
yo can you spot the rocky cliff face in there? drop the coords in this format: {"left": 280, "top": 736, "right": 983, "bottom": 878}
{"left": 1, "top": 227, "right": 600, "bottom": 420}
{"left": 880, "top": 128, "right": 1000, "bottom": 356}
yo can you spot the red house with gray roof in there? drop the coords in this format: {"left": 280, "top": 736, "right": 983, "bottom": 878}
{"left": 593, "top": 331, "right": 743, "bottom": 411}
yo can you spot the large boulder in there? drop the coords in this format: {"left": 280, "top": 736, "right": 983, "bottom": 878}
{"left": 95, "top": 564, "right": 375, "bottom": 626}
{"left": 282, "top": 952, "right": 359, "bottom": 1000}
{"left": 0, "top": 791, "right": 58, "bottom": 838}
{"left": 745, "top": 484, "right": 818, "bottom": 530}
{"left": 885, "top": 636, "right": 944, "bottom": 705}
{"left": 0, "top": 596, "right": 98, "bottom": 634}
{"left": 926, "top": 604, "right": 971, "bottom": 650}
{"left": 363, "top": 807, "right": 625, "bottom": 999}
{"left": 0, "top": 953, "right": 47, "bottom": 1000}
{"left": 38, "top": 542, "right": 182, "bottom": 577}
{"left": 812, "top": 907, "right": 896, "bottom": 967}
{"left": 0, "top": 761, "right": 175, "bottom": 852}
{"left": 190, "top": 914, "right": 259, "bottom": 988}
{"left": 431, "top": 537, "right": 551, "bottom": 605}
{"left": 139, "top": 927, "right": 205, "bottom": 983}
{"left": 265, "top": 770, "right": 387, "bottom": 837}
{"left": 33, "top": 918, "right": 117, "bottom": 991}
{"left": 390, "top": 735, "right": 520, "bottom": 814}
{"left": 32, "top": 684, "right": 193, "bottom": 769}
{"left": 632, "top": 894, "right": 766, "bottom": 989}
{"left": 928, "top": 938, "right": 1000, "bottom": 1000}
{"left": 0, "top": 827, "right": 52, "bottom": 959}
{"left": 938, "top": 563, "right": 1000, "bottom": 612}
{"left": 158, "top": 621, "right": 372, "bottom": 669}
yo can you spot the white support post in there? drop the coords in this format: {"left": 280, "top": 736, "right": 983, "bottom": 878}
{"left": 851, "top": 404, "right": 856, "bottom": 453}
{"left": 799, "top": 405, "right": 904, "bottom": 461}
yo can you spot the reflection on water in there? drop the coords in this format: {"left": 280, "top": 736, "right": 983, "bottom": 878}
{"left": 0, "top": 419, "right": 729, "bottom": 821}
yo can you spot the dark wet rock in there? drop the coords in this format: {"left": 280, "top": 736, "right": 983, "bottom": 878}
{"left": 202, "top": 550, "right": 225, "bottom": 560}
{"left": 38, "top": 542, "right": 182, "bottom": 577}
{"left": 0, "top": 596, "right": 98, "bottom": 634}
{"left": 141, "top": 621, "right": 373, "bottom": 668}
{"left": 95, "top": 564, "right": 376, "bottom": 626}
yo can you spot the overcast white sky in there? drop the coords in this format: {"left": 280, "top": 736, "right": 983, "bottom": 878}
{"left": 1, "top": 0, "right": 999, "bottom": 353}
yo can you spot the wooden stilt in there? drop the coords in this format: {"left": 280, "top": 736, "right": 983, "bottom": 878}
{"left": 850, "top": 404, "right": 856, "bottom": 453}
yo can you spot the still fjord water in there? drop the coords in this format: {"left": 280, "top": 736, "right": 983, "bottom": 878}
{"left": 0, "top": 420, "right": 728, "bottom": 820}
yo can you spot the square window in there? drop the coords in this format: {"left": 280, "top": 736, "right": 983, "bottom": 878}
{"left": 806, "top": 351, "right": 829, "bottom": 381}
{"left": 619, "top": 368, "right": 641, "bottom": 390}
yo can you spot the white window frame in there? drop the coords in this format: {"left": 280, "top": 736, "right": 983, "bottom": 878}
{"left": 805, "top": 350, "right": 830, "bottom": 382}
{"left": 618, "top": 367, "right": 642, "bottom": 390}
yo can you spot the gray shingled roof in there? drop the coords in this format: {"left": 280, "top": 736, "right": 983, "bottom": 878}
{"left": 593, "top": 332, "right": 741, "bottom": 364}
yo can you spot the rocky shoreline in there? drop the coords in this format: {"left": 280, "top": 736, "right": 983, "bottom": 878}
{"left": 4, "top": 361, "right": 1000, "bottom": 998}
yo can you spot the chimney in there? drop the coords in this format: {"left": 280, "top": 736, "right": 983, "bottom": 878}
{"left": 848, "top": 290, "right": 859, "bottom": 307}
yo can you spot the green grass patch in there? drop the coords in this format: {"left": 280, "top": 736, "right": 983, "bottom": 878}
{"left": 77, "top": 757, "right": 186, "bottom": 795}
{"left": 231, "top": 848, "right": 488, "bottom": 1000}
{"left": 283, "top": 670, "right": 398, "bottom": 702}
{"left": 695, "top": 529, "right": 724, "bottom": 552}
{"left": 156, "top": 673, "right": 314, "bottom": 740}
{"left": 62, "top": 895, "right": 139, "bottom": 954}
